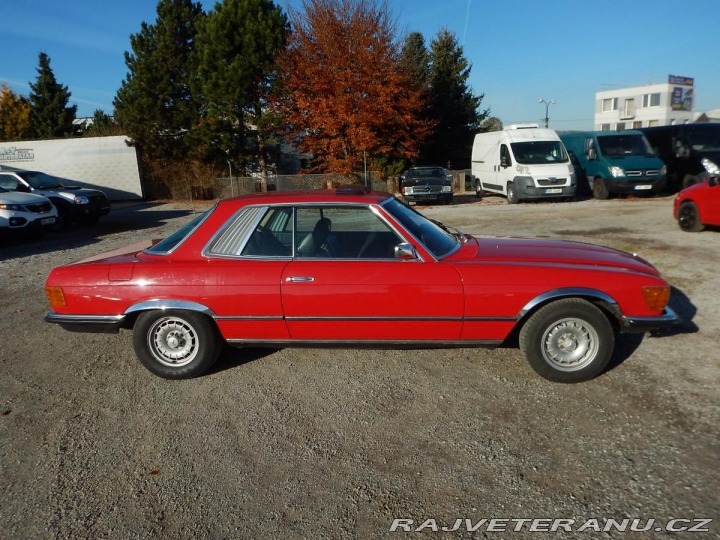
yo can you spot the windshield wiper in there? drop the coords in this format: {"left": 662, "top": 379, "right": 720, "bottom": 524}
{"left": 430, "top": 218, "right": 468, "bottom": 242}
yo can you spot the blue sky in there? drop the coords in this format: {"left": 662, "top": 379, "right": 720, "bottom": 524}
{"left": 2, "top": 0, "right": 719, "bottom": 131}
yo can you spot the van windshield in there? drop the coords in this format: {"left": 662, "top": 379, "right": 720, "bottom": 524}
{"left": 687, "top": 129, "right": 720, "bottom": 152}
{"left": 597, "top": 135, "right": 654, "bottom": 157}
{"left": 510, "top": 141, "right": 568, "bottom": 164}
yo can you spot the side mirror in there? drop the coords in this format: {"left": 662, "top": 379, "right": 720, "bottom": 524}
{"left": 394, "top": 242, "right": 418, "bottom": 260}
{"left": 709, "top": 175, "right": 720, "bottom": 187}
{"left": 587, "top": 147, "right": 597, "bottom": 160}
{"left": 500, "top": 156, "right": 511, "bottom": 168}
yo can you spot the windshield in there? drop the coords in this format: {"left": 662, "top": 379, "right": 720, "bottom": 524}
{"left": 597, "top": 134, "right": 654, "bottom": 157}
{"left": 510, "top": 141, "right": 568, "bottom": 164}
{"left": 382, "top": 197, "right": 458, "bottom": 258}
{"left": 406, "top": 167, "right": 446, "bottom": 178}
{"left": 687, "top": 128, "right": 720, "bottom": 152}
{"left": 19, "top": 171, "right": 65, "bottom": 189}
{"left": 145, "top": 210, "right": 210, "bottom": 254}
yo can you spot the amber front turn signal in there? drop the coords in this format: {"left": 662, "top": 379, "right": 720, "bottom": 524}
{"left": 642, "top": 286, "right": 670, "bottom": 311}
{"left": 45, "top": 286, "right": 67, "bottom": 308}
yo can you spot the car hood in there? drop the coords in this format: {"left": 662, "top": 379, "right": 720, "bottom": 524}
{"left": 457, "top": 236, "right": 660, "bottom": 276}
{"left": 403, "top": 177, "right": 450, "bottom": 187}
{"left": 0, "top": 191, "right": 50, "bottom": 204}
{"left": 36, "top": 187, "right": 106, "bottom": 198}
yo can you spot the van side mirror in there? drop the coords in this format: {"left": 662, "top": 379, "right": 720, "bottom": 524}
{"left": 500, "top": 156, "right": 511, "bottom": 168}
{"left": 587, "top": 147, "right": 597, "bottom": 160}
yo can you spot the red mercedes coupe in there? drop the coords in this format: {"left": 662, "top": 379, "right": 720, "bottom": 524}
{"left": 45, "top": 187, "right": 678, "bottom": 382}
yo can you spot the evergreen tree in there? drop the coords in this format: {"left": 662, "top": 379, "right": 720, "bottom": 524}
{"left": 399, "top": 32, "right": 430, "bottom": 90}
{"left": 423, "top": 28, "right": 488, "bottom": 169}
{"left": 85, "top": 109, "right": 123, "bottom": 136}
{"left": 0, "top": 83, "right": 31, "bottom": 141}
{"left": 114, "top": 0, "right": 204, "bottom": 159}
{"left": 28, "top": 53, "right": 77, "bottom": 138}
{"left": 192, "top": 0, "right": 288, "bottom": 187}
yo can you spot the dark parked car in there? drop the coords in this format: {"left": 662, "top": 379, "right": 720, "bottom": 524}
{"left": 0, "top": 169, "right": 110, "bottom": 226}
{"left": 400, "top": 167, "right": 453, "bottom": 204}
{"left": 641, "top": 123, "right": 720, "bottom": 190}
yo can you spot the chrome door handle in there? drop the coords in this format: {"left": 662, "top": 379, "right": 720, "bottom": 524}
{"left": 286, "top": 276, "right": 315, "bottom": 282}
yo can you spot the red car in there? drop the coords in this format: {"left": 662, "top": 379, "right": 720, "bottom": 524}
{"left": 674, "top": 175, "right": 720, "bottom": 232}
{"left": 45, "top": 187, "right": 678, "bottom": 383}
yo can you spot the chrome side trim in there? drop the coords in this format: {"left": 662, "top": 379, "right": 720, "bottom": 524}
{"left": 285, "top": 316, "right": 463, "bottom": 322}
{"left": 124, "top": 300, "right": 217, "bottom": 317}
{"left": 518, "top": 288, "right": 619, "bottom": 319}
{"left": 226, "top": 339, "right": 503, "bottom": 348}
{"left": 45, "top": 312, "right": 125, "bottom": 325}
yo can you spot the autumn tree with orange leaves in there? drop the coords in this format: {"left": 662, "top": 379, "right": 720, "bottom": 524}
{"left": 277, "top": 0, "right": 432, "bottom": 176}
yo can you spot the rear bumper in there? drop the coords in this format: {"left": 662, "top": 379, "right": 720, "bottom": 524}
{"left": 621, "top": 306, "right": 680, "bottom": 333}
{"left": 45, "top": 312, "right": 125, "bottom": 333}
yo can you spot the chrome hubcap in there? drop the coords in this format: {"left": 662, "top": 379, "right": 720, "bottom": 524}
{"left": 542, "top": 318, "right": 599, "bottom": 372}
{"left": 149, "top": 317, "right": 198, "bottom": 367}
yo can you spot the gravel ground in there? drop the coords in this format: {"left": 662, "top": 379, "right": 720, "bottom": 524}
{"left": 1, "top": 193, "right": 718, "bottom": 539}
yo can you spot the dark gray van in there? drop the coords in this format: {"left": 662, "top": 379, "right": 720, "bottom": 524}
{"left": 640, "top": 123, "right": 720, "bottom": 190}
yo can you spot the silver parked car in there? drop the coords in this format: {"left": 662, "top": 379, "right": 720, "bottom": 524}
{"left": 0, "top": 187, "right": 58, "bottom": 237}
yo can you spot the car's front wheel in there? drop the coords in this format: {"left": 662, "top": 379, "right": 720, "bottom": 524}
{"left": 592, "top": 177, "right": 610, "bottom": 199}
{"left": 519, "top": 298, "right": 614, "bottom": 383}
{"left": 677, "top": 201, "right": 704, "bottom": 232}
{"left": 133, "top": 310, "right": 222, "bottom": 379}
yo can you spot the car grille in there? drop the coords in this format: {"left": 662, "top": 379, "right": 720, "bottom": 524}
{"left": 412, "top": 185, "right": 442, "bottom": 193}
{"left": 537, "top": 178, "right": 567, "bottom": 186}
{"left": 626, "top": 169, "right": 661, "bottom": 177}
{"left": 25, "top": 202, "right": 53, "bottom": 213}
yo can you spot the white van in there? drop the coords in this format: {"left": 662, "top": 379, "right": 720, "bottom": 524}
{"left": 471, "top": 124, "right": 576, "bottom": 203}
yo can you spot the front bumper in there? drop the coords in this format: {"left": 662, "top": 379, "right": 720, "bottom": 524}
{"left": 621, "top": 306, "right": 680, "bottom": 333}
{"left": 604, "top": 177, "right": 667, "bottom": 194}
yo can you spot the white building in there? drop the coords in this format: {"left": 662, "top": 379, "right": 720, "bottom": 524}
{"left": 594, "top": 75, "right": 695, "bottom": 131}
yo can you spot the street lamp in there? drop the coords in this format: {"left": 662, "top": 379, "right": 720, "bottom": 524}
{"left": 538, "top": 98, "right": 556, "bottom": 128}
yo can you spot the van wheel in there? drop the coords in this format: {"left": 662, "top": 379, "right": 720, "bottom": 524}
{"left": 475, "top": 180, "right": 485, "bottom": 198}
{"left": 682, "top": 175, "right": 697, "bottom": 189}
{"left": 507, "top": 182, "right": 519, "bottom": 204}
{"left": 592, "top": 177, "right": 609, "bottom": 199}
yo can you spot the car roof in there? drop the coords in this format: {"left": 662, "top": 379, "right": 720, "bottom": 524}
{"left": 217, "top": 187, "right": 393, "bottom": 208}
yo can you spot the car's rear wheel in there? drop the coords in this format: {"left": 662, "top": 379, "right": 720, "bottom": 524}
{"left": 677, "top": 201, "right": 704, "bottom": 232}
{"left": 475, "top": 180, "right": 485, "bottom": 198}
{"left": 133, "top": 310, "right": 222, "bottom": 379}
{"left": 592, "top": 177, "right": 609, "bottom": 199}
{"left": 519, "top": 298, "right": 614, "bottom": 383}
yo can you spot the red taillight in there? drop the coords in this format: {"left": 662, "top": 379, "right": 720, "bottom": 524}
{"left": 45, "top": 286, "right": 66, "bottom": 308}
{"left": 642, "top": 286, "right": 670, "bottom": 311}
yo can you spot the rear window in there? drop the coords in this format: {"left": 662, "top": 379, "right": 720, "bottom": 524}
{"left": 145, "top": 210, "right": 210, "bottom": 254}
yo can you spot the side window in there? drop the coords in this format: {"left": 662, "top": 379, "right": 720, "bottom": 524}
{"left": 500, "top": 144, "right": 511, "bottom": 166}
{"left": 208, "top": 206, "right": 292, "bottom": 257}
{"left": 295, "top": 206, "right": 402, "bottom": 259}
{"left": 241, "top": 207, "right": 293, "bottom": 256}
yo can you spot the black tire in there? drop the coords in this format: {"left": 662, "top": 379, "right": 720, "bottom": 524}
{"left": 592, "top": 177, "right": 609, "bottom": 199}
{"left": 475, "top": 180, "right": 485, "bottom": 199}
{"left": 677, "top": 201, "right": 704, "bottom": 232}
{"left": 507, "top": 182, "right": 519, "bottom": 204}
{"left": 682, "top": 175, "right": 697, "bottom": 190}
{"left": 133, "top": 310, "right": 222, "bottom": 379}
{"left": 519, "top": 298, "right": 614, "bottom": 383}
